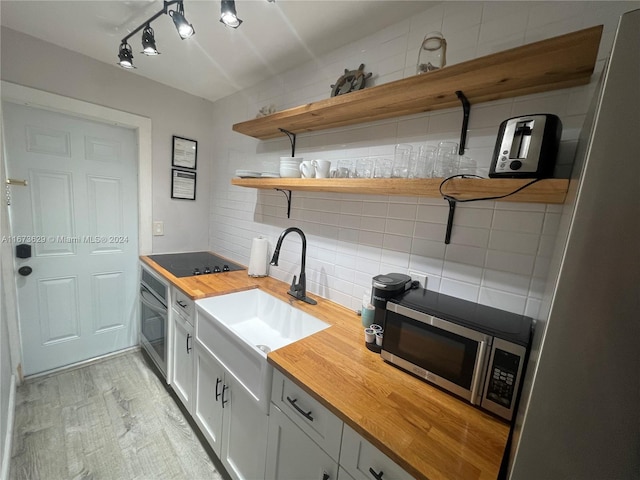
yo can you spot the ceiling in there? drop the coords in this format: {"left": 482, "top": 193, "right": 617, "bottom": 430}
{"left": 1, "top": 0, "right": 435, "bottom": 103}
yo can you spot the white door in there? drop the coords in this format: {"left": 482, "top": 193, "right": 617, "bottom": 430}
{"left": 2, "top": 101, "right": 138, "bottom": 375}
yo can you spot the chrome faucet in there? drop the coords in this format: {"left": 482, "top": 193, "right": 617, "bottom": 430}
{"left": 270, "top": 227, "right": 317, "bottom": 305}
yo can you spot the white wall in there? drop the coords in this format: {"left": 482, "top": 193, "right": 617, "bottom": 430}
{"left": 208, "top": 1, "right": 631, "bottom": 316}
{"left": 0, "top": 26, "right": 214, "bottom": 254}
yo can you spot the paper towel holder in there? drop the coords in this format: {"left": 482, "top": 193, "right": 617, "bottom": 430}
{"left": 248, "top": 236, "right": 269, "bottom": 277}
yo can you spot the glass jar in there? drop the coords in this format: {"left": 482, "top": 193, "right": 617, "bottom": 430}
{"left": 417, "top": 32, "right": 447, "bottom": 74}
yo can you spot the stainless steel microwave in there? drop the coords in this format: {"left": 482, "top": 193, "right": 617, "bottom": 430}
{"left": 382, "top": 289, "right": 532, "bottom": 422}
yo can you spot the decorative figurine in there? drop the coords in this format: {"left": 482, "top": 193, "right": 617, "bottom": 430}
{"left": 330, "top": 64, "right": 373, "bottom": 97}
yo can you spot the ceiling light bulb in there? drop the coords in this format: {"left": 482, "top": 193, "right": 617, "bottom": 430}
{"left": 170, "top": 4, "right": 195, "bottom": 39}
{"left": 118, "top": 42, "right": 135, "bottom": 69}
{"left": 141, "top": 25, "right": 160, "bottom": 55}
{"left": 220, "top": 0, "right": 243, "bottom": 28}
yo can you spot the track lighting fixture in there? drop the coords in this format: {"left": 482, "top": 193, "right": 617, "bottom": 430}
{"left": 220, "top": 0, "right": 243, "bottom": 29}
{"left": 141, "top": 25, "right": 160, "bottom": 55}
{"left": 169, "top": 2, "right": 195, "bottom": 39}
{"left": 117, "top": 0, "right": 193, "bottom": 69}
{"left": 118, "top": 42, "right": 135, "bottom": 69}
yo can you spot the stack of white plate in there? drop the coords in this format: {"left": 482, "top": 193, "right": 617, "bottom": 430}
{"left": 235, "top": 170, "right": 261, "bottom": 178}
{"left": 261, "top": 160, "right": 280, "bottom": 178}
{"left": 279, "top": 157, "right": 303, "bottom": 178}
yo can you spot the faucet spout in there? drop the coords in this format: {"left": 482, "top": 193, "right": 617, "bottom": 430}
{"left": 270, "top": 227, "right": 317, "bottom": 305}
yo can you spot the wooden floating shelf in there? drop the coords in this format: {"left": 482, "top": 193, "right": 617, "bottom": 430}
{"left": 231, "top": 177, "right": 569, "bottom": 204}
{"left": 233, "top": 26, "right": 602, "bottom": 140}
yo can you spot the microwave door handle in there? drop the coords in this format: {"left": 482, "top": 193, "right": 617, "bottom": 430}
{"left": 140, "top": 288, "right": 168, "bottom": 315}
{"left": 470, "top": 340, "right": 488, "bottom": 405}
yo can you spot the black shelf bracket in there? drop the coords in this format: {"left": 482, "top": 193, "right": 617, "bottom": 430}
{"left": 444, "top": 197, "right": 456, "bottom": 244}
{"left": 456, "top": 90, "right": 470, "bottom": 155}
{"left": 276, "top": 189, "right": 292, "bottom": 218}
{"left": 279, "top": 128, "right": 297, "bottom": 157}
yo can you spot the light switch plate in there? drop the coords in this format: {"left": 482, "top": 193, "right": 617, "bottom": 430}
{"left": 153, "top": 221, "right": 164, "bottom": 236}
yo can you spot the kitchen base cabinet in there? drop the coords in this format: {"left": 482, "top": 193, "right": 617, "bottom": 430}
{"left": 194, "top": 344, "right": 225, "bottom": 452}
{"left": 171, "top": 289, "right": 195, "bottom": 412}
{"left": 266, "top": 404, "right": 338, "bottom": 480}
{"left": 340, "top": 424, "right": 413, "bottom": 480}
{"left": 271, "top": 369, "right": 343, "bottom": 462}
{"left": 194, "top": 341, "right": 269, "bottom": 480}
{"left": 222, "top": 372, "right": 269, "bottom": 480}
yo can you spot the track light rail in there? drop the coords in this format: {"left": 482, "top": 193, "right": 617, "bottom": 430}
{"left": 119, "top": 1, "right": 182, "bottom": 45}
{"left": 117, "top": 0, "right": 194, "bottom": 69}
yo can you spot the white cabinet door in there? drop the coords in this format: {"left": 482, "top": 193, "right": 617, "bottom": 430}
{"left": 271, "top": 369, "right": 343, "bottom": 462}
{"left": 194, "top": 343, "right": 225, "bottom": 454}
{"left": 266, "top": 404, "right": 338, "bottom": 480}
{"left": 172, "top": 311, "right": 194, "bottom": 411}
{"left": 221, "top": 375, "right": 269, "bottom": 480}
{"left": 340, "top": 424, "right": 413, "bottom": 480}
{"left": 338, "top": 467, "right": 356, "bottom": 480}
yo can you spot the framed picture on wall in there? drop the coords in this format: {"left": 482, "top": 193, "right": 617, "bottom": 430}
{"left": 171, "top": 168, "right": 196, "bottom": 200}
{"left": 172, "top": 135, "right": 197, "bottom": 170}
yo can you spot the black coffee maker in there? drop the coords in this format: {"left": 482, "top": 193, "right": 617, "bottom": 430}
{"left": 371, "top": 273, "right": 413, "bottom": 328}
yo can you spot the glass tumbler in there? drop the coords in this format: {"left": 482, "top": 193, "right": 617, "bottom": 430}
{"left": 355, "top": 158, "right": 373, "bottom": 178}
{"left": 457, "top": 156, "right": 477, "bottom": 176}
{"left": 410, "top": 145, "right": 437, "bottom": 178}
{"left": 373, "top": 157, "right": 393, "bottom": 178}
{"left": 392, "top": 144, "right": 412, "bottom": 178}
{"left": 434, "top": 141, "right": 459, "bottom": 178}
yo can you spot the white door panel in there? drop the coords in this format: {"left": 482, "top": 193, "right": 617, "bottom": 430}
{"left": 3, "top": 101, "right": 138, "bottom": 375}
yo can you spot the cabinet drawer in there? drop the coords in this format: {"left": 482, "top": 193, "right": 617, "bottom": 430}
{"left": 173, "top": 287, "right": 194, "bottom": 320}
{"left": 266, "top": 404, "right": 338, "bottom": 480}
{"left": 271, "top": 369, "right": 343, "bottom": 462}
{"left": 340, "top": 424, "right": 412, "bottom": 480}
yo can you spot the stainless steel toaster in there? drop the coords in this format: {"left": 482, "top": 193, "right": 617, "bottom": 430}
{"left": 489, "top": 114, "right": 562, "bottom": 178}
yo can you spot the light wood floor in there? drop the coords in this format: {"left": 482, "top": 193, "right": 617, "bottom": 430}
{"left": 10, "top": 349, "right": 224, "bottom": 480}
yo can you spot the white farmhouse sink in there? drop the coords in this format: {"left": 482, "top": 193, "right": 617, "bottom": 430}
{"left": 195, "top": 289, "right": 330, "bottom": 413}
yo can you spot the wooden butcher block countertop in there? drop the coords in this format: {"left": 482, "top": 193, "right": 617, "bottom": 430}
{"left": 141, "top": 255, "right": 510, "bottom": 480}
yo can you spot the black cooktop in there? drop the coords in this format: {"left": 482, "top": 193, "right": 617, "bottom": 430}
{"left": 149, "top": 251, "right": 245, "bottom": 278}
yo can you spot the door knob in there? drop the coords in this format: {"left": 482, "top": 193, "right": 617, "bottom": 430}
{"left": 18, "top": 266, "right": 33, "bottom": 276}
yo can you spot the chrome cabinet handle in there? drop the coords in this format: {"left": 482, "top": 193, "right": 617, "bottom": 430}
{"left": 286, "top": 396, "right": 313, "bottom": 422}
{"left": 221, "top": 384, "right": 229, "bottom": 408}
{"left": 215, "top": 378, "right": 222, "bottom": 401}
{"left": 368, "top": 468, "right": 384, "bottom": 480}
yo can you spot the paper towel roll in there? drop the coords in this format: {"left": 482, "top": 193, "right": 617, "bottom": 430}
{"left": 248, "top": 236, "right": 269, "bottom": 277}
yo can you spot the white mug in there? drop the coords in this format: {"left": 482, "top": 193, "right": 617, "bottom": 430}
{"left": 299, "top": 160, "right": 315, "bottom": 178}
{"left": 312, "top": 159, "right": 331, "bottom": 178}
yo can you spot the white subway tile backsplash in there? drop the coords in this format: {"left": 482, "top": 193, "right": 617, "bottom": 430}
{"left": 382, "top": 233, "right": 413, "bottom": 253}
{"left": 489, "top": 230, "right": 540, "bottom": 256}
{"left": 483, "top": 270, "right": 531, "bottom": 296}
{"left": 440, "top": 278, "right": 480, "bottom": 302}
{"left": 492, "top": 209, "right": 545, "bottom": 233}
{"left": 479, "top": 287, "right": 527, "bottom": 314}
{"left": 449, "top": 225, "right": 490, "bottom": 248}
{"left": 385, "top": 218, "right": 415, "bottom": 236}
{"left": 381, "top": 249, "right": 411, "bottom": 269}
{"left": 486, "top": 250, "right": 535, "bottom": 276}
{"left": 414, "top": 222, "right": 447, "bottom": 242}
{"left": 210, "top": 1, "right": 620, "bottom": 318}
{"left": 388, "top": 203, "right": 418, "bottom": 220}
